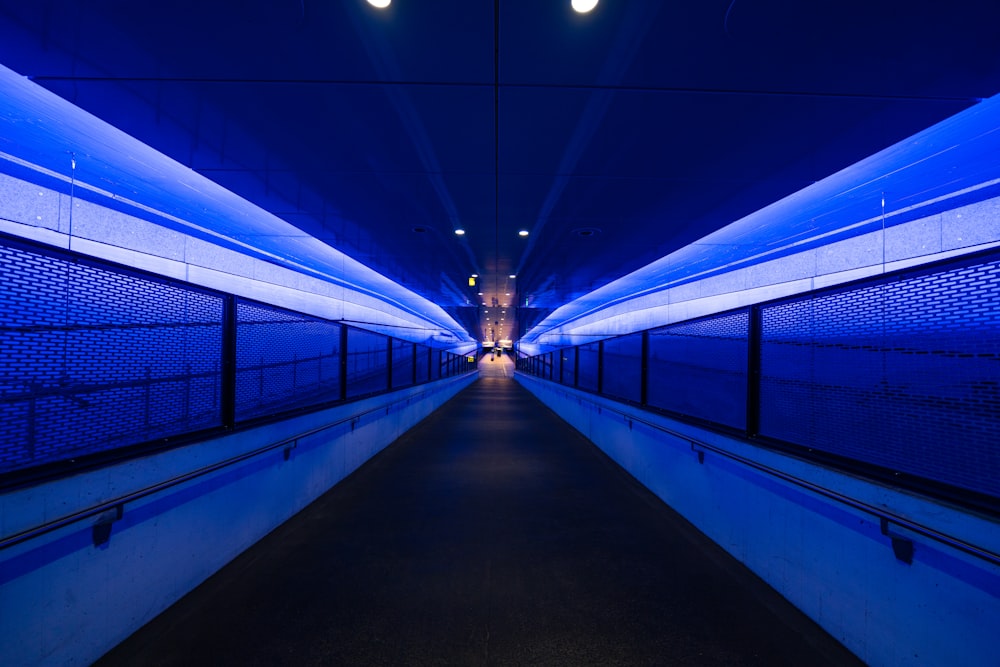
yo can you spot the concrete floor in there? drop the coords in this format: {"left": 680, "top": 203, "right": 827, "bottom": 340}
{"left": 97, "top": 356, "right": 861, "bottom": 666}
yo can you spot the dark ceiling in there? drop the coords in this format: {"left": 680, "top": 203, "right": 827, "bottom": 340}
{"left": 2, "top": 0, "right": 1000, "bottom": 344}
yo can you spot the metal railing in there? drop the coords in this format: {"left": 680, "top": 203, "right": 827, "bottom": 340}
{"left": 517, "top": 247, "right": 1000, "bottom": 513}
{"left": 0, "top": 232, "right": 477, "bottom": 480}
{"left": 0, "top": 375, "right": 475, "bottom": 552}
{"left": 518, "top": 376, "right": 1000, "bottom": 568}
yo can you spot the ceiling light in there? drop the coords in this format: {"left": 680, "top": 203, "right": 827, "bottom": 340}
{"left": 571, "top": 0, "right": 598, "bottom": 13}
{"left": 454, "top": 229, "right": 465, "bottom": 236}
{"left": 471, "top": 273, "right": 479, "bottom": 278}
{"left": 367, "top": 0, "right": 391, "bottom": 8}
{"left": 518, "top": 230, "right": 529, "bottom": 237}
{"left": 508, "top": 274, "right": 516, "bottom": 279}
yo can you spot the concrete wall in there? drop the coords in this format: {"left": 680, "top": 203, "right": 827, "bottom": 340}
{"left": 0, "top": 170, "right": 471, "bottom": 350}
{"left": 519, "top": 194, "right": 1000, "bottom": 355}
{"left": 0, "top": 372, "right": 477, "bottom": 666}
{"left": 516, "top": 373, "right": 1000, "bottom": 667}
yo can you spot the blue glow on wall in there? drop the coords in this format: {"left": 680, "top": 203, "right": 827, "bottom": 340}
{"left": 0, "top": 63, "right": 472, "bottom": 346}
{"left": 524, "top": 92, "right": 1000, "bottom": 345}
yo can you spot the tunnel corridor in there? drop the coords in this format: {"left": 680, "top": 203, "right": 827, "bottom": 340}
{"left": 96, "top": 356, "right": 858, "bottom": 666}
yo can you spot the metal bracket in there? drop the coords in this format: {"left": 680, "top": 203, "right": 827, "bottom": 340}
{"left": 92, "top": 504, "right": 124, "bottom": 548}
{"left": 880, "top": 518, "right": 914, "bottom": 564}
{"left": 691, "top": 442, "right": 705, "bottom": 464}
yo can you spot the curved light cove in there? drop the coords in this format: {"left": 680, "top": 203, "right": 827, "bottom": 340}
{"left": 523, "top": 93, "right": 1000, "bottom": 350}
{"left": 0, "top": 63, "right": 473, "bottom": 348}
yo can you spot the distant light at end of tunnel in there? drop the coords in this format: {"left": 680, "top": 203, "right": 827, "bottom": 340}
{"left": 518, "top": 230, "right": 529, "bottom": 237}
{"left": 367, "top": 0, "right": 391, "bottom": 8}
{"left": 454, "top": 229, "right": 466, "bottom": 236}
{"left": 572, "top": 0, "right": 598, "bottom": 13}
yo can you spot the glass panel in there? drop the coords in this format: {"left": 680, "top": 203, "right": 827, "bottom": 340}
{"left": 647, "top": 311, "right": 748, "bottom": 429}
{"left": 346, "top": 328, "right": 388, "bottom": 398}
{"left": 560, "top": 348, "right": 577, "bottom": 386}
{"left": 391, "top": 339, "right": 414, "bottom": 389}
{"left": 430, "top": 350, "right": 441, "bottom": 380}
{"left": 602, "top": 333, "right": 643, "bottom": 403}
{"left": 0, "top": 241, "right": 223, "bottom": 474}
{"left": 577, "top": 343, "right": 600, "bottom": 392}
{"left": 235, "top": 300, "right": 341, "bottom": 421}
{"left": 760, "top": 256, "right": 1000, "bottom": 498}
{"left": 415, "top": 345, "right": 430, "bottom": 384}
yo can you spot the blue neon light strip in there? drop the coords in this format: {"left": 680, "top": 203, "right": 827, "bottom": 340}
{"left": 524, "top": 93, "right": 1000, "bottom": 344}
{"left": 0, "top": 63, "right": 473, "bottom": 346}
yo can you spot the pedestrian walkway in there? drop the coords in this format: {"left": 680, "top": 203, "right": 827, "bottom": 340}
{"left": 96, "top": 356, "right": 860, "bottom": 666}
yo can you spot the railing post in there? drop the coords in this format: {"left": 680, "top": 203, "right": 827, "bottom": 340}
{"left": 386, "top": 337, "right": 394, "bottom": 390}
{"left": 220, "top": 295, "right": 237, "bottom": 428}
{"left": 641, "top": 330, "right": 650, "bottom": 406}
{"left": 339, "top": 324, "right": 348, "bottom": 401}
{"left": 597, "top": 340, "right": 605, "bottom": 394}
{"left": 746, "top": 305, "right": 762, "bottom": 437}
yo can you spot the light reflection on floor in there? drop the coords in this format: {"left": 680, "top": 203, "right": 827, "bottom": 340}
{"left": 478, "top": 352, "right": 513, "bottom": 379}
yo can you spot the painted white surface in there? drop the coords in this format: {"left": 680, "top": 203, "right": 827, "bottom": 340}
{"left": 0, "top": 373, "right": 477, "bottom": 667}
{"left": 516, "top": 373, "right": 1000, "bottom": 667}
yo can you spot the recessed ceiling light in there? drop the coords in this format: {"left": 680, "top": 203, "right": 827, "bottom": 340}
{"left": 454, "top": 229, "right": 466, "bottom": 236}
{"left": 518, "top": 230, "right": 529, "bottom": 237}
{"left": 571, "top": 0, "right": 598, "bottom": 12}
{"left": 367, "top": 0, "right": 391, "bottom": 8}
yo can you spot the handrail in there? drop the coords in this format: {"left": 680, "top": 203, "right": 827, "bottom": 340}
{"left": 520, "top": 375, "right": 1000, "bottom": 568}
{"left": 0, "top": 374, "right": 475, "bottom": 552}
